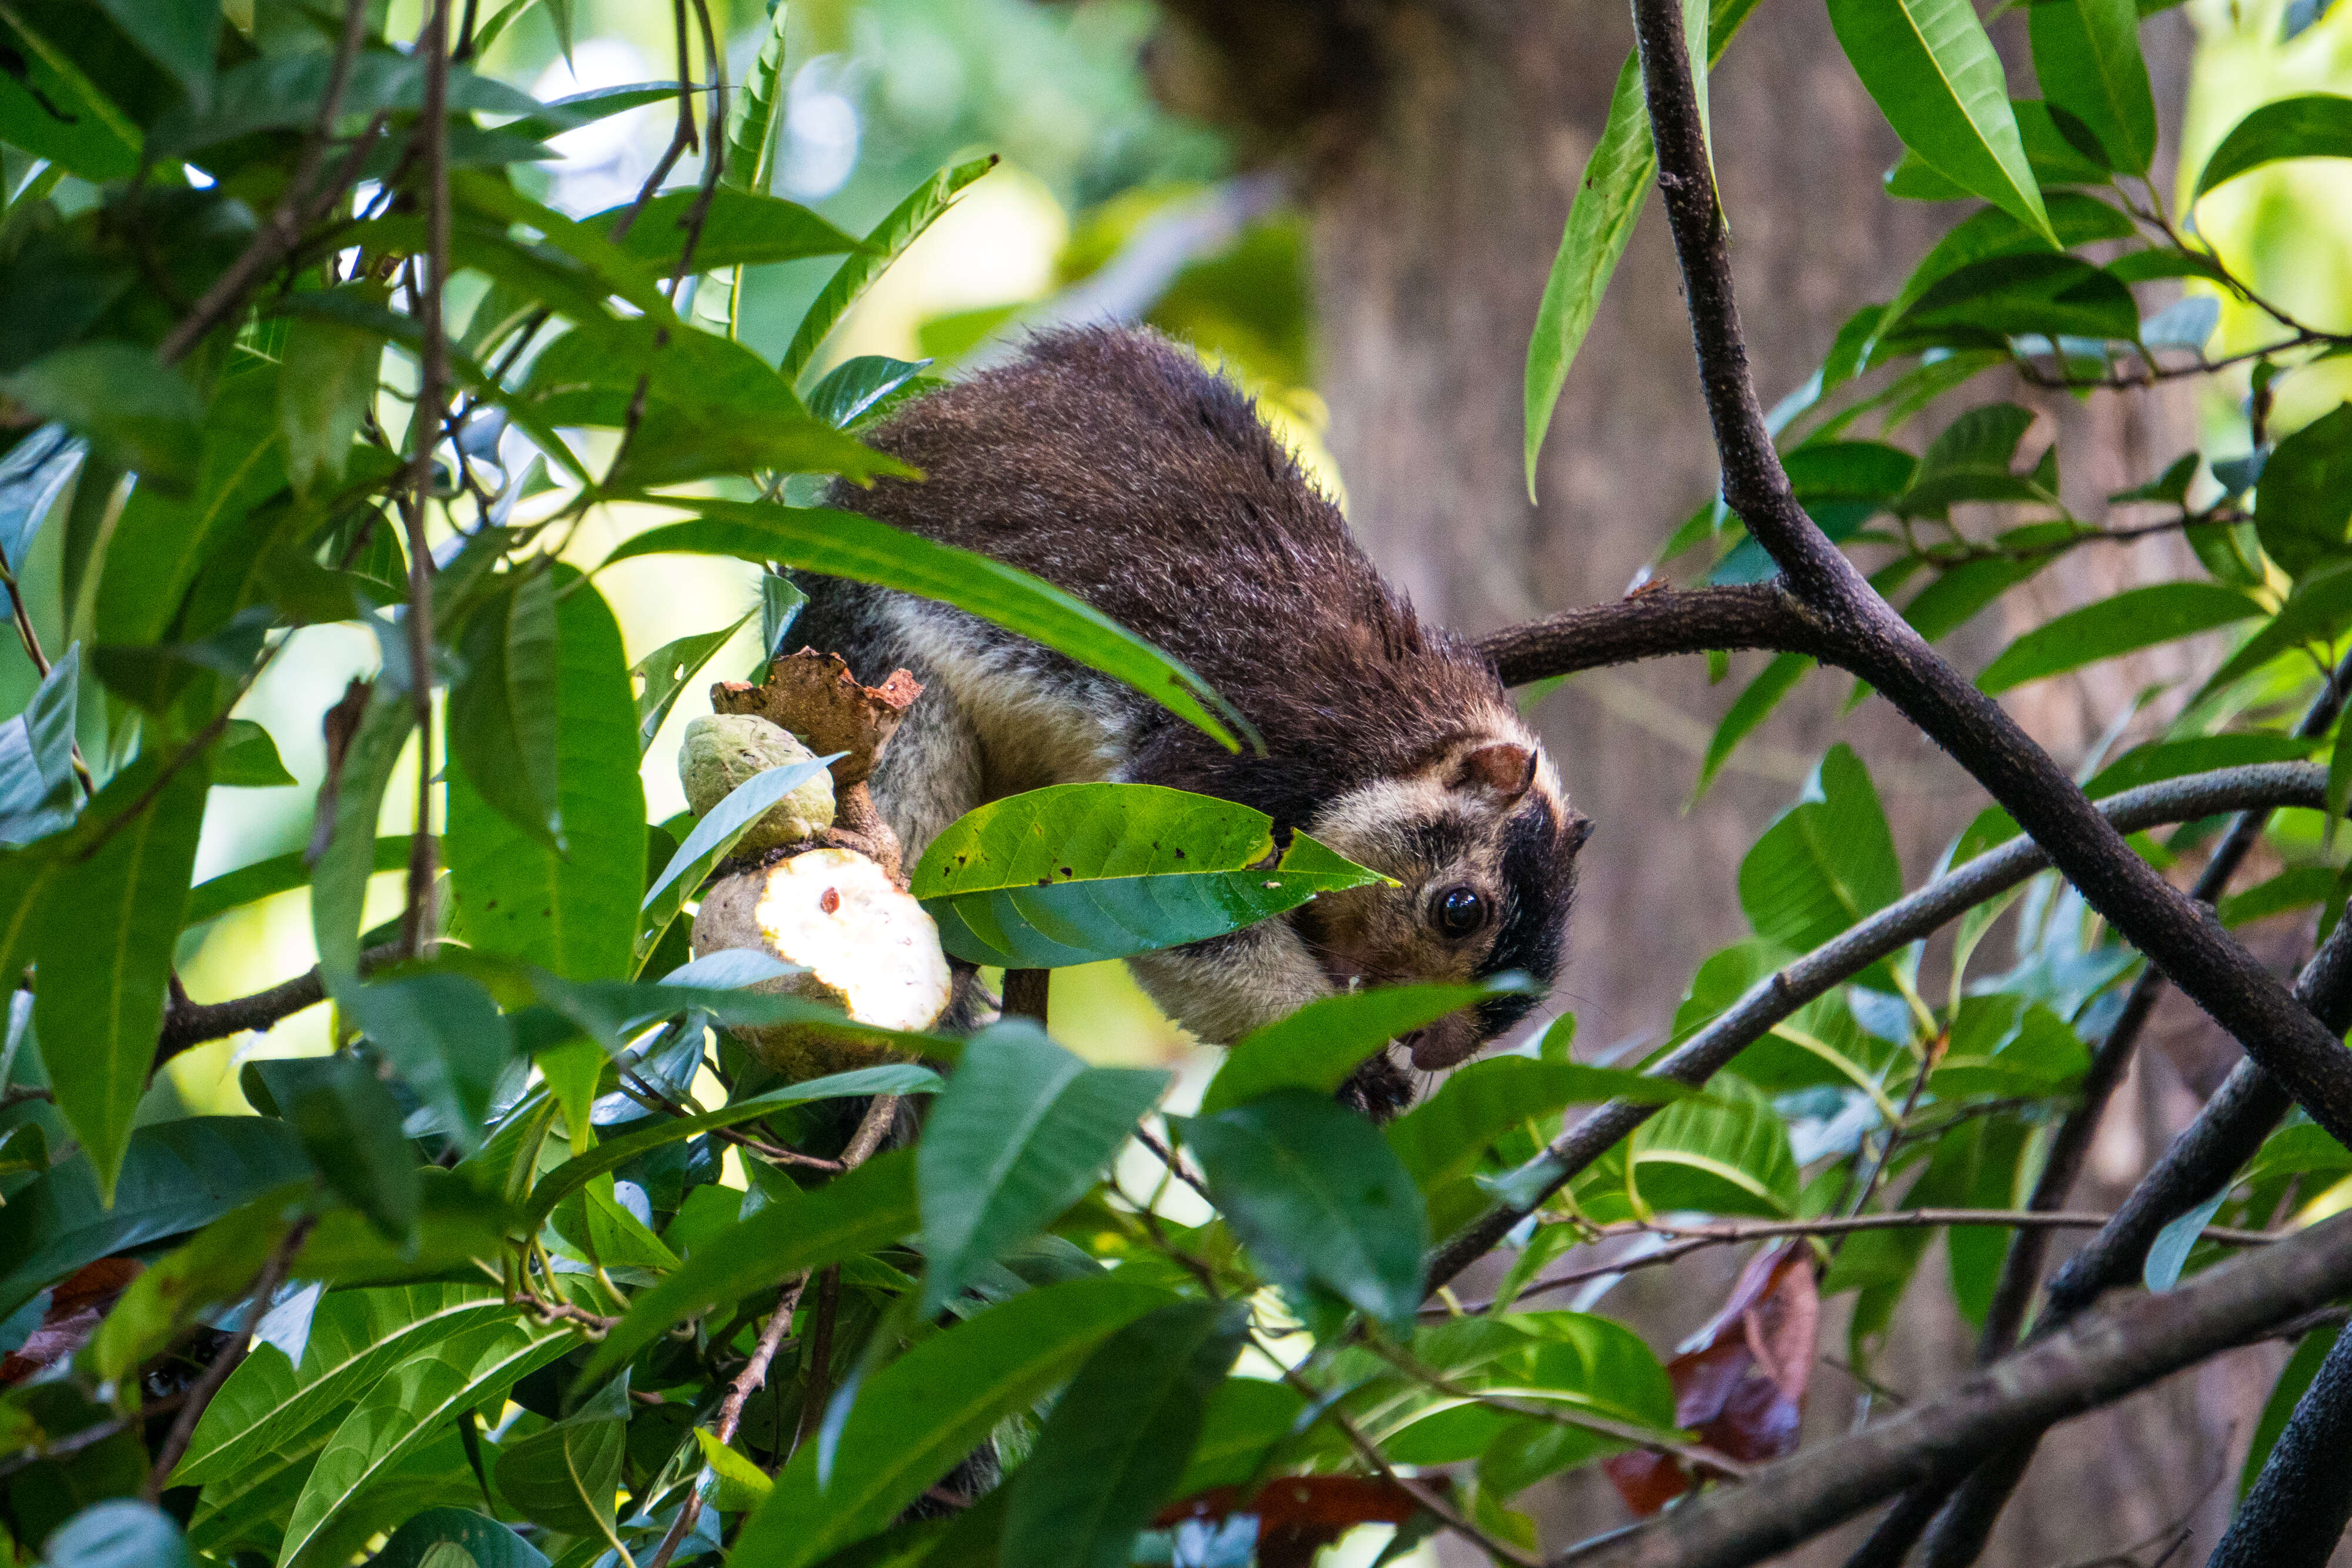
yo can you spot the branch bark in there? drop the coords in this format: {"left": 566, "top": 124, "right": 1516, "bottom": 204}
{"left": 1423, "top": 762, "right": 2330, "bottom": 1295}
{"left": 1472, "top": 583, "right": 1833, "bottom": 686}
{"left": 2207, "top": 1320, "right": 2352, "bottom": 1568}
{"left": 153, "top": 941, "right": 403, "bottom": 1070}
{"left": 1550, "top": 1211, "right": 2352, "bottom": 1568}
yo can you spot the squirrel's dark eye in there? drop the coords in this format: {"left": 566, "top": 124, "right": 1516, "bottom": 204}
{"left": 1431, "top": 885, "right": 1487, "bottom": 938}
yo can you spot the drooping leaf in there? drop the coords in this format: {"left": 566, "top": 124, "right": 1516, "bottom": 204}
{"left": 1827, "top": 0, "right": 2056, "bottom": 243}
{"left": 2194, "top": 93, "right": 2352, "bottom": 196}
{"left": 36, "top": 754, "right": 209, "bottom": 1202}
{"left": 345, "top": 971, "right": 514, "bottom": 1158}
{"left": 1737, "top": 744, "right": 1901, "bottom": 954}
{"left": 1200, "top": 978, "right": 1535, "bottom": 1114}
{"left": 731, "top": 1278, "right": 1175, "bottom": 1568}
{"left": 0, "top": 426, "right": 81, "bottom": 592}
{"left": 576, "top": 1149, "right": 920, "bottom": 1390}
{"left": 2240, "top": 1324, "right": 2343, "bottom": 1500}
{"left": 724, "top": 2, "right": 792, "bottom": 195}
{"left": 448, "top": 567, "right": 564, "bottom": 852}
{"left": 0, "top": 644, "right": 82, "bottom": 845}
{"left": 1695, "top": 653, "right": 1813, "bottom": 802}
{"left": 250, "top": 1055, "right": 419, "bottom": 1243}
{"left": 782, "top": 158, "right": 997, "bottom": 382}
{"left": 911, "top": 784, "right": 1384, "bottom": 968}
{"left": 918, "top": 1022, "right": 1168, "bottom": 1311}
{"left": 312, "top": 684, "right": 415, "bottom": 1000}
{"left": 2028, "top": 0, "right": 2157, "bottom": 173}
{"left": 277, "top": 299, "right": 385, "bottom": 493}
{"left": 2256, "top": 403, "right": 2352, "bottom": 580}
{"left": 632, "top": 611, "right": 755, "bottom": 754}
{"left": 1181, "top": 1090, "right": 1428, "bottom": 1335}
{"left": 1001, "top": 1301, "right": 1249, "bottom": 1568}
{"left": 1977, "top": 581, "right": 2261, "bottom": 693}
{"left": 608, "top": 503, "right": 1251, "bottom": 753}
{"left": 2143, "top": 1189, "right": 2229, "bottom": 1292}
{"left": 0, "top": 343, "right": 202, "bottom": 491}
{"left": 446, "top": 569, "right": 646, "bottom": 981}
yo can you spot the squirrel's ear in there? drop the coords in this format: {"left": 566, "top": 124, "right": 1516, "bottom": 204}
{"left": 1451, "top": 741, "right": 1537, "bottom": 805}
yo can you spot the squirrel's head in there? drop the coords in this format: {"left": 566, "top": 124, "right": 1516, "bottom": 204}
{"left": 1294, "top": 724, "right": 1589, "bottom": 1078}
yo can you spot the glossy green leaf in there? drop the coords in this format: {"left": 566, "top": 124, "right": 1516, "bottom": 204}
{"left": 0, "top": 643, "right": 82, "bottom": 844}
{"left": 632, "top": 612, "right": 754, "bottom": 754}
{"left": 783, "top": 158, "right": 997, "bottom": 382}
{"left": 186, "top": 837, "right": 414, "bottom": 929}
{"left": 809, "top": 355, "right": 936, "bottom": 429}
{"left": 918, "top": 1022, "right": 1168, "bottom": 1311}
{"left": 1884, "top": 194, "right": 2134, "bottom": 326}
{"left": 0, "top": 1118, "right": 311, "bottom": 1322}
{"left": 278, "top": 1315, "right": 574, "bottom": 1563}
{"left": 1627, "top": 1071, "right": 1799, "bottom": 1218}
{"left": 256, "top": 1055, "right": 419, "bottom": 1243}
{"left": 696, "top": 1428, "right": 776, "bottom": 1511}
{"left": 592, "top": 190, "right": 864, "bottom": 273}
{"left": 446, "top": 570, "right": 645, "bottom": 981}
{"left": 2195, "top": 93, "right": 2352, "bottom": 196}
{"left": 1181, "top": 1089, "right": 1428, "bottom": 1335}
{"left": 911, "top": 784, "right": 1382, "bottom": 967}
{"left": 1001, "top": 1301, "right": 1248, "bottom": 1568}
{"left": 1828, "top": 0, "right": 2054, "bottom": 242}
{"left": 2029, "top": 0, "right": 2157, "bottom": 173}
{"left": 0, "top": 344, "right": 201, "bottom": 490}
{"left": 175, "top": 1285, "right": 512, "bottom": 1486}
{"left": 370, "top": 1509, "right": 550, "bottom": 1568}
{"left": 1200, "top": 978, "right": 1534, "bottom": 1114}
{"left": 346, "top": 971, "right": 514, "bottom": 1158}
{"left": 732, "top": 1278, "right": 1174, "bottom": 1568}
{"left": 635, "top": 752, "right": 840, "bottom": 959}
{"left": 312, "top": 685, "right": 415, "bottom": 1001}
{"left": 1386, "top": 1057, "right": 1693, "bottom": 1191}
{"left": 37, "top": 754, "right": 209, "bottom": 1201}
{"left": 577, "top": 1148, "right": 920, "bottom": 1389}
{"left": 1737, "top": 744, "right": 1900, "bottom": 954}
{"left": 2256, "top": 403, "right": 2352, "bottom": 580}
{"left": 448, "top": 568, "right": 564, "bottom": 852}
{"left": 495, "top": 1384, "right": 627, "bottom": 1539}
{"left": 1890, "top": 254, "right": 2137, "bottom": 346}
{"left": 724, "top": 2, "right": 791, "bottom": 196}
{"left": 1979, "top": 581, "right": 2261, "bottom": 693}
{"left": 41, "top": 1501, "right": 192, "bottom": 1568}
{"left": 609, "top": 503, "right": 1250, "bottom": 753}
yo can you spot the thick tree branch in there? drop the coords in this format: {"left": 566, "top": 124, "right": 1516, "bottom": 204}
{"left": 1472, "top": 583, "right": 1833, "bottom": 684}
{"left": 1551, "top": 1211, "right": 2352, "bottom": 1568}
{"left": 1628, "top": 0, "right": 2352, "bottom": 1159}
{"left": 153, "top": 941, "right": 403, "bottom": 1070}
{"left": 2208, "top": 1320, "right": 2352, "bottom": 1568}
{"left": 1423, "top": 762, "right": 2330, "bottom": 1294}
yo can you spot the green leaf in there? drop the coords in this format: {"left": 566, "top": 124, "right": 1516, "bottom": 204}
{"left": 529, "top": 1064, "right": 938, "bottom": 1227}
{"left": 1627, "top": 1071, "right": 1799, "bottom": 1218}
{"left": 41, "top": 1501, "right": 192, "bottom": 1568}
{"left": 446, "top": 570, "right": 646, "bottom": 981}
{"left": 1525, "top": 54, "right": 1652, "bottom": 500}
{"left": 592, "top": 190, "right": 866, "bottom": 272}
{"left": 1181, "top": 1089, "right": 1428, "bottom": 1335}
{"left": 1883, "top": 194, "right": 2134, "bottom": 326}
{"left": 495, "top": 1387, "right": 627, "bottom": 1539}
{"left": 1738, "top": 744, "right": 1900, "bottom": 953}
{"left": 315, "top": 688, "right": 416, "bottom": 1005}
{"left": 255, "top": 1055, "right": 419, "bottom": 1242}
{"left": 2257, "top": 403, "right": 2352, "bottom": 580}
{"left": 632, "top": 613, "right": 754, "bottom": 754}
{"left": 37, "top": 754, "right": 209, "bottom": 1202}
{"left": 0, "top": 344, "right": 201, "bottom": 491}
{"left": 1174, "top": 1377, "right": 1314, "bottom": 1496}
{"left": 782, "top": 158, "right": 997, "bottom": 382}
{"left": 0, "top": 1118, "right": 311, "bottom": 1322}
{"left": 2029, "top": 0, "right": 2157, "bottom": 173}
{"left": 1200, "top": 979, "right": 1535, "bottom": 1114}
{"left": 608, "top": 503, "right": 1250, "bottom": 753}
{"left": 1977, "top": 581, "right": 2261, "bottom": 693}
{"left": 85, "top": 1199, "right": 293, "bottom": 1386}
{"left": 213, "top": 718, "right": 295, "bottom": 788}
{"left": 1828, "top": 0, "right": 2055, "bottom": 243}
{"left": 918, "top": 1022, "right": 1168, "bottom": 1311}
{"left": 346, "top": 971, "right": 514, "bottom": 1158}
{"left": 370, "top": 1510, "right": 550, "bottom": 1568}
{"left": 731, "top": 1278, "right": 1174, "bottom": 1568}
{"left": 808, "top": 356, "right": 936, "bottom": 429}
{"left": 2195, "top": 94, "right": 2352, "bottom": 196}
{"left": 0, "top": 10, "right": 139, "bottom": 181}
{"left": 2240, "top": 1324, "right": 2341, "bottom": 1500}
{"left": 724, "top": 2, "right": 792, "bottom": 195}
{"left": 1387, "top": 1057, "right": 1693, "bottom": 1191}
{"left": 186, "top": 837, "right": 413, "bottom": 929}
{"left": 1890, "top": 253, "right": 2138, "bottom": 346}
{"left": 0, "top": 643, "right": 82, "bottom": 844}
{"left": 1695, "top": 653, "right": 1813, "bottom": 802}
{"left": 2202, "top": 561, "right": 2352, "bottom": 693}
{"left": 911, "top": 784, "right": 1383, "bottom": 968}
{"left": 696, "top": 1429, "right": 776, "bottom": 1511}
{"left": 1001, "top": 1301, "right": 1248, "bottom": 1568}
{"left": 449, "top": 568, "right": 564, "bottom": 852}
{"left": 277, "top": 299, "right": 384, "bottom": 493}
{"left": 2143, "top": 1189, "right": 2228, "bottom": 1292}
{"left": 576, "top": 1148, "right": 920, "bottom": 1390}
{"left": 278, "top": 1316, "right": 574, "bottom": 1564}
{"left": 635, "top": 751, "right": 839, "bottom": 959}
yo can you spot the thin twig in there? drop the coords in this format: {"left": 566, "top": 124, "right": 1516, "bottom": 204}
{"left": 645, "top": 1273, "right": 809, "bottom": 1568}
{"left": 144, "top": 1216, "right": 316, "bottom": 1497}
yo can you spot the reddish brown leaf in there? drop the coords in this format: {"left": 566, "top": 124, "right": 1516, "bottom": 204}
{"left": 0, "top": 1258, "right": 145, "bottom": 1386}
{"left": 1155, "top": 1472, "right": 1445, "bottom": 1530}
{"left": 1602, "top": 1242, "right": 1819, "bottom": 1515}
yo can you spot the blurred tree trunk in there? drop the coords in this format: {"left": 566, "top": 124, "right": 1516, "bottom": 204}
{"left": 1144, "top": 2, "right": 2248, "bottom": 1563}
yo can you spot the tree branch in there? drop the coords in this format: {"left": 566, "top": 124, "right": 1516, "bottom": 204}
{"left": 153, "top": 941, "right": 403, "bottom": 1071}
{"left": 1472, "top": 582, "right": 1833, "bottom": 686}
{"left": 1423, "top": 762, "right": 2330, "bottom": 1295}
{"left": 1550, "top": 1211, "right": 2352, "bottom": 1568}
{"left": 2207, "top": 1320, "right": 2352, "bottom": 1568}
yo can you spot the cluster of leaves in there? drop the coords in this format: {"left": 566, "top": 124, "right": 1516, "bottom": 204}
{"left": 6, "top": 2, "right": 2352, "bottom": 1567}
